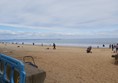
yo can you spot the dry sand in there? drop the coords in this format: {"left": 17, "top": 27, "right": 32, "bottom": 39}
{"left": 0, "top": 43, "right": 118, "bottom": 83}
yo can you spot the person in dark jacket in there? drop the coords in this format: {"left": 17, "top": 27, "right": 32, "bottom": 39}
{"left": 53, "top": 43, "right": 56, "bottom": 49}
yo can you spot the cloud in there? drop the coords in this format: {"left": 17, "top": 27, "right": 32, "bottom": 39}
{"left": 0, "top": 0, "right": 118, "bottom": 39}
{"left": 0, "top": 28, "right": 118, "bottom": 39}
{"left": 0, "top": 0, "right": 117, "bottom": 26}
{"left": 0, "top": 29, "right": 78, "bottom": 39}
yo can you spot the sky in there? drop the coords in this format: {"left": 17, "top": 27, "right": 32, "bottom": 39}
{"left": 0, "top": 0, "right": 118, "bottom": 39}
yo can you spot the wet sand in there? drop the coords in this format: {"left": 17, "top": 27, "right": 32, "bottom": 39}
{"left": 0, "top": 43, "right": 118, "bottom": 83}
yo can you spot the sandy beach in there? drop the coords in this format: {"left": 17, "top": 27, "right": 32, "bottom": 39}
{"left": 0, "top": 43, "right": 118, "bottom": 83}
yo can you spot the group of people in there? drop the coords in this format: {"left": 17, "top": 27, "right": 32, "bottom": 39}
{"left": 109, "top": 43, "right": 118, "bottom": 53}
{"left": 86, "top": 43, "right": 118, "bottom": 53}
{"left": 32, "top": 42, "right": 56, "bottom": 50}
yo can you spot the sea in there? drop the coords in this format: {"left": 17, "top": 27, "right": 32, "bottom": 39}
{"left": 0, "top": 38, "right": 118, "bottom": 48}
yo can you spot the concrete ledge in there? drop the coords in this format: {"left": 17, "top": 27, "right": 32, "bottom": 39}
{"left": 25, "top": 63, "right": 46, "bottom": 83}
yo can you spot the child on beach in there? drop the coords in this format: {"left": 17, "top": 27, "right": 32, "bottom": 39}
{"left": 86, "top": 46, "right": 92, "bottom": 53}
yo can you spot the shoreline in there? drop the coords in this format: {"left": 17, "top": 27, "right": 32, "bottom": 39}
{"left": 0, "top": 42, "right": 110, "bottom": 49}
{"left": 0, "top": 38, "right": 117, "bottom": 48}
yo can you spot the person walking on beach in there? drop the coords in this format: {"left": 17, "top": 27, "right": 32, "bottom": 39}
{"left": 53, "top": 43, "right": 56, "bottom": 49}
{"left": 22, "top": 42, "right": 24, "bottom": 45}
{"left": 112, "top": 44, "right": 114, "bottom": 51}
{"left": 103, "top": 44, "right": 105, "bottom": 47}
{"left": 109, "top": 44, "right": 111, "bottom": 49}
{"left": 115, "top": 43, "right": 118, "bottom": 53}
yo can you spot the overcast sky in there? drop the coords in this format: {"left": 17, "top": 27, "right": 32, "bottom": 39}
{"left": 0, "top": 0, "right": 118, "bottom": 39}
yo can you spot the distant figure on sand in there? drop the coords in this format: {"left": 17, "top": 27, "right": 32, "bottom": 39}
{"left": 86, "top": 46, "right": 92, "bottom": 53}
{"left": 33, "top": 43, "right": 35, "bottom": 45}
{"left": 53, "top": 43, "right": 56, "bottom": 49}
{"left": 103, "top": 44, "right": 105, "bottom": 47}
{"left": 22, "top": 42, "right": 24, "bottom": 45}
{"left": 109, "top": 44, "right": 111, "bottom": 49}
{"left": 111, "top": 44, "right": 115, "bottom": 51}
{"left": 97, "top": 46, "right": 99, "bottom": 48}
{"left": 112, "top": 44, "right": 114, "bottom": 51}
{"left": 115, "top": 43, "right": 118, "bottom": 53}
{"left": 41, "top": 43, "right": 43, "bottom": 46}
